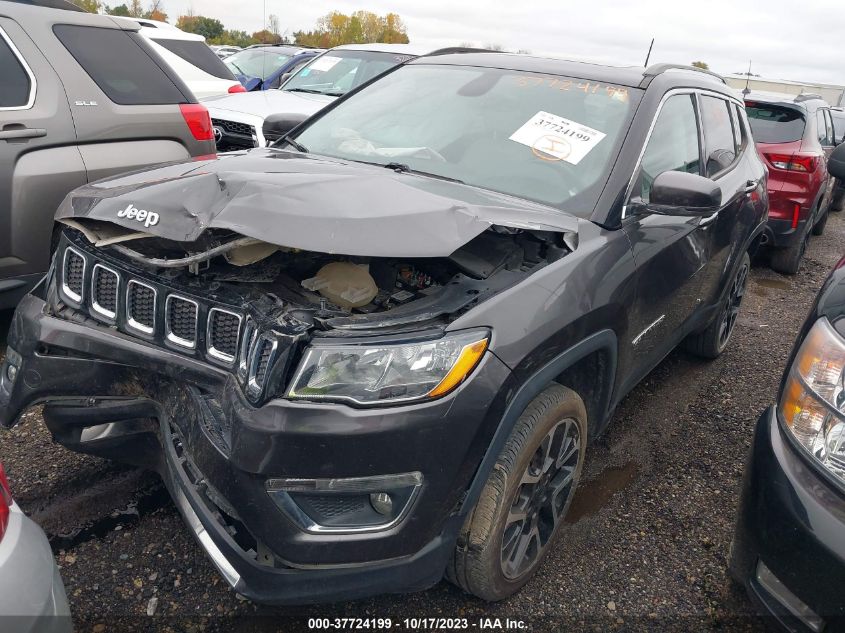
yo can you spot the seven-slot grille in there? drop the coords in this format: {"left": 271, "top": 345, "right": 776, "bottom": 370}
{"left": 58, "top": 245, "right": 243, "bottom": 367}
{"left": 127, "top": 280, "right": 156, "bottom": 334}
{"left": 208, "top": 308, "right": 241, "bottom": 362}
{"left": 62, "top": 248, "right": 86, "bottom": 302}
{"left": 166, "top": 295, "right": 198, "bottom": 348}
{"left": 91, "top": 264, "right": 119, "bottom": 319}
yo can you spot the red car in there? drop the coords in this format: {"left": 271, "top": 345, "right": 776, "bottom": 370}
{"left": 744, "top": 93, "right": 837, "bottom": 274}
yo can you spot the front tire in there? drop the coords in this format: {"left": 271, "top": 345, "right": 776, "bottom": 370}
{"left": 684, "top": 252, "right": 750, "bottom": 359}
{"left": 446, "top": 384, "right": 587, "bottom": 601}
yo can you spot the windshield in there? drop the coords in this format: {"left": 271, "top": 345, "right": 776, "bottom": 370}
{"left": 293, "top": 64, "right": 640, "bottom": 213}
{"left": 282, "top": 50, "right": 415, "bottom": 97}
{"left": 745, "top": 102, "right": 806, "bottom": 144}
{"left": 225, "top": 49, "right": 292, "bottom": 81}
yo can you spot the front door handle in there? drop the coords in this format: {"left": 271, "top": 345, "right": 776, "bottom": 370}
{"left": 0, "top": 126, "right": 47, "bottom": 141}
{"left": 744, "top": 180, "right": 758, "bottom": 194}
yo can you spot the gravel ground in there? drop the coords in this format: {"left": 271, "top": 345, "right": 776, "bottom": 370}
{"left": 2, "top": 212, "right": 843, "bottom": 633}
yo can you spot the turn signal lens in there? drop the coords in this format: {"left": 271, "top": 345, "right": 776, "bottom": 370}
{"left": 428, "top": 338, "right": 489, "bottom": 397}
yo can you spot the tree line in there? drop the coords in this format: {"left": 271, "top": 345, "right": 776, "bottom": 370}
{"left": 68, "top": 1, "right": 409, "bottom": 48}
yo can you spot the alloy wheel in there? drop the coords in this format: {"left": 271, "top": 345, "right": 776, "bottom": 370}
{"left": 500, "top": 418, "right": 581, "bottom": 579}
{"left": 718, "top": 259, "right": 749, "bottom": 349}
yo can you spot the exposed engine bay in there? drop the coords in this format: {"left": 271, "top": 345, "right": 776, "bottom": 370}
{"left": 59, "top": 219, "right": 573, "bottom": 331}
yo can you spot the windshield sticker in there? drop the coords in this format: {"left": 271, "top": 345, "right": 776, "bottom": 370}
{"left": 512, "top": 77, "right": 630, "bottom": 102}
{"left": 509, "top": 111, "right": 606, "bottom": 165}
{"left": 309, "top": 56, "right": 343, "bottom": 73}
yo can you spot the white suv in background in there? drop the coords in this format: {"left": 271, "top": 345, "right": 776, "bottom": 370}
{"left": 114, "top": 17, "right": 245, "bottom": 98}
{"left": 203, "top": 43, "right": 440, "bottom": 151}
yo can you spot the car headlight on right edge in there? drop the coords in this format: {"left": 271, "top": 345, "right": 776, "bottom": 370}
{"left": 779, "top": 317, "right": 845, "bottom": 484}
{"left": 287, "top": 330, "right": 490, "bottom": 406}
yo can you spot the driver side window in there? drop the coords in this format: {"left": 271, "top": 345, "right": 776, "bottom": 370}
{"left": 635, "top": 94, "right": 701, "bottom": 203}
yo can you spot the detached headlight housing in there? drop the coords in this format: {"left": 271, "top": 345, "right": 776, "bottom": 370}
{"left": 779, "top": 317, "right": 845, "bottom": 484}
{"left": 287, "top": 330, "right": 489, "bottom": 405}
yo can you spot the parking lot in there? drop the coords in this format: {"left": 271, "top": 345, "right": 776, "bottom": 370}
{"left": 0, "top": 210, "right": 839, "bottom": 632}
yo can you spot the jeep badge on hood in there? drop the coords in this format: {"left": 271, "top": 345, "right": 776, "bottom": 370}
{"left": 117, "top": 204, "right": 160, "bottom": 228}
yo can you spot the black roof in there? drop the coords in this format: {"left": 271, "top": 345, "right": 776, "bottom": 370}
{"left": 412, "top": 52, "right": 726, "bottom": 90}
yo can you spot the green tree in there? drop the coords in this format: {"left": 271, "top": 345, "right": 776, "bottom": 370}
{"left": 294, "top": 10, "right": 409, "bottom": 48}
{"left": 70, "top": 0, "right": 100, "bottom": 12}
{"left": 106, "top": 3, "right": 130, "bottom": 15}
{"left": 208, "top": 30, "right": 256, "bottom": 48}
{"left": 176, "top": 15, "right": 224, "bottom": 40}
{"left": 251, "top": 28, "right": 281, "bottom": 44}
{"left": 691, "top": 61, "right": 710, "bottom": 70}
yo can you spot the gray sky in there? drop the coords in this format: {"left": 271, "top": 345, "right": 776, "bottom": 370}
{"left": 166, "top": 0, "right": 845, "bottom": 85}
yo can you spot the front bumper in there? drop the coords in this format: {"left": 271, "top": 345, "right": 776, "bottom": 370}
{"left": 0, "top": 292, "right": 512, "bottom": 603}
{"left": 730, "top": 407, "right": 845, "bottom": 632}
{"left": 0, "top": 505, "right": 71, "bottom": 633}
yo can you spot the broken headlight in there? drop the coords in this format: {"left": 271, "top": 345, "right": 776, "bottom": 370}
{"left": 779, "top": 317, "right": 845, "bottom": 486}
{"left": 287, "top": 330, "right": 489, "bottom": 405}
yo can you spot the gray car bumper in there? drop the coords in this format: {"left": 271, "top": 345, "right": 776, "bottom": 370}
{"left": 0, "top": 504, "right": 71, "bottom": 633}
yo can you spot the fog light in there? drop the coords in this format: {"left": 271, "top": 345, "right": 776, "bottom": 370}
{"left": 370, "top": 492, "right": 393, "bottom": 516}
{"left": 5, "top": 364, "right": 16, "bottom": 382}
{"left": 756, "top": 561, "right": 823, "bottom": 632}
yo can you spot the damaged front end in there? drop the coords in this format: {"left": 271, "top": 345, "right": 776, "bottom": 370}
{"left": 0, "top": 153, "right": 578, "bottom": 603}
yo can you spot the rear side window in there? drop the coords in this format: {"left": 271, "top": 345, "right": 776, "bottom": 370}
{"left": 54, "top": 25, "right": 188, "bottom": 105}
{"left": 832, "top": 111, "right": 845, "bottom": 144}
{"left": 0, "top": 29, "right": 32, "bottom": 108}
{"left": 636, "top": 93, "right": 701, "bottom": 203}
{"left": 745, "top": 103, "right": 805, "bottom": 143}
{"left": 700, "top": 95, "right": 737, "bottom": 176}
{"left": 155, "top": 39, "right": 236, "bottom": 80}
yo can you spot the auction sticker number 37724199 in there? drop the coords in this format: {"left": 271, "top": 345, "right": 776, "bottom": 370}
{"left": 509, "top": 111, "right": 606, "bottom": 165}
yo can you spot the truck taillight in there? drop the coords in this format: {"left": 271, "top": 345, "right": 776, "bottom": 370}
{"left": 0, "top": 463, "right": 12, "bottom": 543}
{"left": 228, "top": 84, "right": 247, "bottom": 93}
{"left": 764, "top": 152, "right": 819, "bottom": 173}
{"left": 179, "top": 103, "right": 214, "bottom": 142}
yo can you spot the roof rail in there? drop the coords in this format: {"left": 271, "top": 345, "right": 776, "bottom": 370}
{"left": 424, "top": 47, "right": 497, "bottom": 57}
{"left": 794, "top": 93, "right": 824, "bottom": 102}
{"left": 2, "top": 0, "right": 85, "bottom": 10}
{"left": 640, "top": 63, "right": 726, "bottom": 87}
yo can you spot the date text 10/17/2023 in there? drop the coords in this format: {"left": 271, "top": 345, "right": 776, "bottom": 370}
{"left": 307, "top": 617, "right": 529, "bottom": 630}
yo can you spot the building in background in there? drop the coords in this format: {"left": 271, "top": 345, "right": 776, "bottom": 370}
{"left": 724, "top": 74, "right": 845, "bottom": 106}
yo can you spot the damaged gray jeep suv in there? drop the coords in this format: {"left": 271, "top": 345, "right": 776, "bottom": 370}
{"left": 0, "top": 54, "right": 767, "bottom": 603}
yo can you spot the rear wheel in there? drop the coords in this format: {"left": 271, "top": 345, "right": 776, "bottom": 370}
{"left": 812, "top": 208, "right": 828, "bottom": 235}
{"left": 446, "top": 384, "right": 587, "bottom": 601}
{"left": 770, "top": 229, "right": 808, "bottom": 275}
{"left": 831, "top": 185, "right": 844, "bottom": 212}
{"left": 684, "top": 252, "right": 750, "bottom": 359}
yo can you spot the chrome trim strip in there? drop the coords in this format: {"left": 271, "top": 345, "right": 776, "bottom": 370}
{"left": 165, "top": 294, "right": 199, "bottom": 349}
{"left": 207, "top": 307, "right": 242, "bottom": 364}
{"left": 247, "top": 335, "right": 277, "bottom": 398}
{"left": 126, "top": 280, "right": 157, "bottom": 335}
{"left": 60, "top": 247, "right": 85, "bottom": 305}
{"left": 90, "top": 263, "right": 119, "bottom": 321}
{"left": 0, "top": 26, "right": 36, "bottom": 111}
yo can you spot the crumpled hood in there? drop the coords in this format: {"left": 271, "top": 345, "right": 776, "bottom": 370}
{"left": 202, "top": 89, "right": 334, "bottom": 119}
{"left": 56, "top": 149, "right": 579, "bottom": 257}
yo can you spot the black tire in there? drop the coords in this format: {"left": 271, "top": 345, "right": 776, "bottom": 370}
{"left": 446, "top": 384, "right": 587, "bottom": 601}
{"left": 770, "top": 231, "right": 808, "bottom": 275}
{"left": 684, "top": 252, "right": 750, "bottom": 359}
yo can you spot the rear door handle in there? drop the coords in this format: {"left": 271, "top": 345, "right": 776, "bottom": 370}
{"left": 0, "top": 127, "right": 46, "bottom": 141}
{"left": 744, "top": 180, "right": 758, "bottom": 194}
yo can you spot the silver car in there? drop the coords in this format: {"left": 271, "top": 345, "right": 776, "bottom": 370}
{"left": 0, "top": 463, "right": 71, "bottom": 633}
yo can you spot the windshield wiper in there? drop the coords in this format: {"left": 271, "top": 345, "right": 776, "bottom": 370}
{"left": 382, "top": 162, "right": 463, "bottom": 184}
{"left": 277, "top": 135, "right": 308, "bottom": 153}
{"left": 285, "top": 88, "right": 326, "bottom": 95}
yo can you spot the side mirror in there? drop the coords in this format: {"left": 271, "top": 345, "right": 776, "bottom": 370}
{"left": 244, "top": 77, "right": 263, "bottom": 92}
{"left": 263, "top": 112, "right": 310, "bottom": 144}
{"left": 829, "top": 142, "right": 845, "bottom": 180}
{"left": 638, "top": 170, "right": 722, "bottom": 216}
